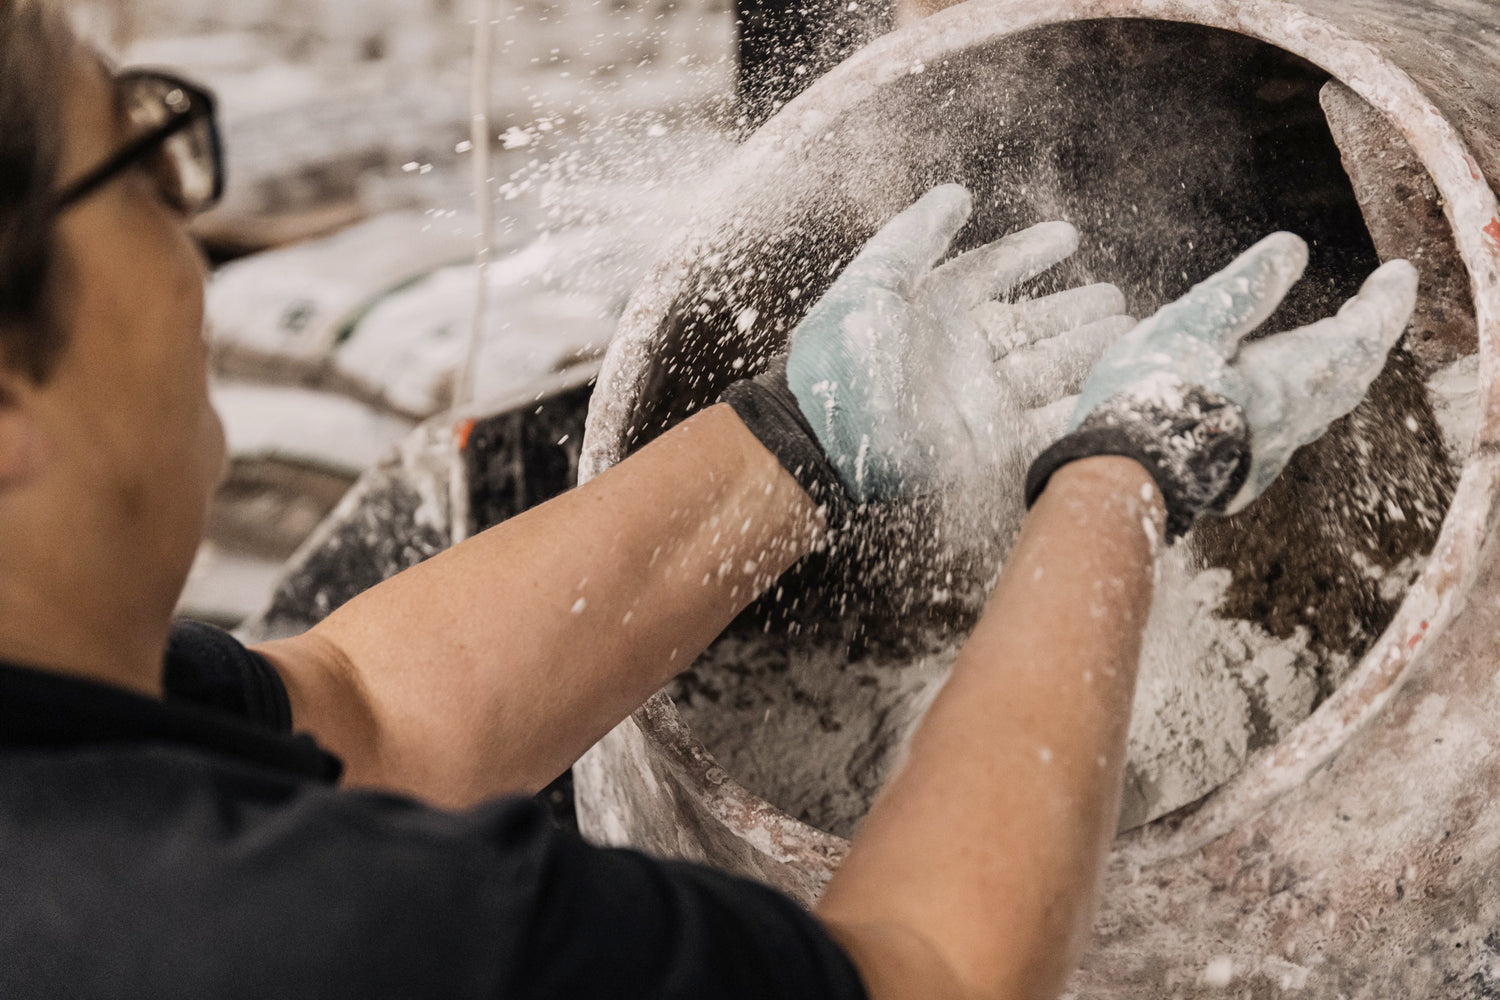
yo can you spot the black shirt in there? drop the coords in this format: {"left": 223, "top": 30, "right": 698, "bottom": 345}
{"left": 0, "top": 622, "right": 869, "bottom": 1000}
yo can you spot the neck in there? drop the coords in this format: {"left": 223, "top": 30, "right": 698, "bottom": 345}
{"left": 0, "top": 493, "right": 176, "bottom": 698}
{"left": 0, "top": 589, "right": 168, "bottom": 697}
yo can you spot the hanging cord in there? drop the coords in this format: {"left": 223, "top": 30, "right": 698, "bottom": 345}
{"left": 450, "top": 0, "right": 497, "bottom": 544}
{"left": 458, "top": 0, "right": 497, "bottom": 409}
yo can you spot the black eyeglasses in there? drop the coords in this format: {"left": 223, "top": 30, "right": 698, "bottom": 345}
{"left": 50, "top": 70, "right": 224, "bottom": 218}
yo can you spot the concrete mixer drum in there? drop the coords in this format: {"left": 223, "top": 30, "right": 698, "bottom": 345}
{"left": 574, "top": 1, "right": 1500, "bottom": 993}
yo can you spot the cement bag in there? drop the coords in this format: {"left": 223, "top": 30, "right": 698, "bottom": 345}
{"left": 205, "top": 210, "right": 476, "bottom": 383}
{"left": 211, "top": 379, "right": 415, "bottom": 479}
{"left": 331, "top": 225, "right": 646, "bottom": 418}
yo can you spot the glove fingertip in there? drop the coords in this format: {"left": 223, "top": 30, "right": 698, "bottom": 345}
{"left": 1099, "top": 282, "right": 1128, "bottom": 317}
{"left": 908, "top": 184, "right": 975, "bottom": 247}
{"left": 1221, "top": 478, "right": 1257, "bottom": 516}
{"left": 1376, "top": 256, "right": 1419, "bottom": 282}
{"left": 1338, "top": 258, "right": 1420, "bottom": 349}
{"left": 1030, "top": 219, "right": 1081, "bottom": 258}
{"left": 924, "top": 182, "right": 974, "bottom": 217}
{"left": 1372, "top": 258, "right": 1420, "bottom": 317}
{"left": 855, "top": 185, "right": 975, "bottom": 290}
{"left": 1251, "top": 231, "right": 1311, "bottom": 282}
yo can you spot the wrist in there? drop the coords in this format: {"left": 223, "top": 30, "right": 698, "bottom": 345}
{"left": 1050, "top": 456, "right": 1165, "bottom": 513}
{"left": 1038, "top": 457, "right": 1168, "bottom": 551}
{"left": 719, "top": 358, "right": 853, "bottom": 532}
{"left": 1025, "top": 379, "right": 1249, "bottom": 541}
{"left": 667, "top": 404, "right": 831, "bottom": 565}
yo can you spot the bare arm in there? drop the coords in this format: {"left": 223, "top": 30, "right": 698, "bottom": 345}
{"left": 257, "top": 403, "right": 822, "bottom": 808}
{"left": 811, "top": 229, "right": 1418, "bottom": 999}
{"left": 817, "top": 456, "right": 1164, "bottom": 1000}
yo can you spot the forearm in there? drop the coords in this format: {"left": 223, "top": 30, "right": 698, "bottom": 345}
{"left": 261, "top": 404, "right": 823, "bottom": 807}
{"left": 817, "top": 456, "right": 1164, "bottom": 1000}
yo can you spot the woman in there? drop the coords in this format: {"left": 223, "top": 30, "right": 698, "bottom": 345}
{"left": 0, "top": 3, "right": 1416, "bottom": 997}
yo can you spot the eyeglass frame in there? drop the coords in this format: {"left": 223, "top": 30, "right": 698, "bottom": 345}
{"left": 48, "top": 70, "right": 225, "bottom": 218}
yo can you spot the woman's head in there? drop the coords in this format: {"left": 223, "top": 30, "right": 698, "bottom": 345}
{"left": 0, "top": 2, "right": 228, "bottom": 680}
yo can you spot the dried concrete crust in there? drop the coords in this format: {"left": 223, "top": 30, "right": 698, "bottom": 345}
{"left": 577, "top": 0, "right": 1500, "bottom": 991}
{"left": 1320, "top": 79, "right": 1478, "bottom": 375}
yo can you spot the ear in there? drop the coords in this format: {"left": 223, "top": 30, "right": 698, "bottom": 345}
{"left": 0, "top": 368, "right": 40, "bottom": 491}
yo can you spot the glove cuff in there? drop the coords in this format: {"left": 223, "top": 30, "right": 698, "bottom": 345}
{"left": 721, "top": 356, "right": 852, "bottom": 530}
{"left": 1024, "top": 380, "right": 1251, "bottom": 541}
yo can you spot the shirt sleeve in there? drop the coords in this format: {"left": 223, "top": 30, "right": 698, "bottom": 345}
{"left": 162, "top": 619, "right": 294, "bottom": 732}
{"left": 151, "top": 628, "right": 868, "bottom": 997}
{"left": 475, "top": 799, "right": 871, "bottom": 1000}
{"left": 206, "top": 789, "right": 870, "bottom": 1000}
{"left": 6, "top": 739, "right": 868, "bottom": 999}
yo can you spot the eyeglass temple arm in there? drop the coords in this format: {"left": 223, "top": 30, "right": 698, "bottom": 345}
{"left": 49, "top": 112, "right": 199, "bottom": 215}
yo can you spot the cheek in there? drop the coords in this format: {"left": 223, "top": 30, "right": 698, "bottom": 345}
{"left": 105, "top": 169, "right": 206, "bottom": 319}
{"left": 92, "top": 214, "right": 213, "bottom": 482}
{"left": 128, "top": 201, "right": 210, "bottom": 379}
{"left": 138, "top": 209, "right": 207, "bottom": 345}
{"left": 124, "top": 259, "right": 209, "bottom": 430}
{"left": 50, "top": 171, "right": 214, "bottom": 470}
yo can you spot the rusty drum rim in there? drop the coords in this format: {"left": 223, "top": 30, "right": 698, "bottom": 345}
{"left": 581, "top": 0, "right": 1500, "bottom": 870}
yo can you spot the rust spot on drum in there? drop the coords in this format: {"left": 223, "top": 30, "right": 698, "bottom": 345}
{"left": 453, "top": 417, "right": 477, "bottom": 451}
{"left": 1484, "top": 217, "right": 1500, "bottom": 249}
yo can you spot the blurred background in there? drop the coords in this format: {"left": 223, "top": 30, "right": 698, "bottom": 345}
{"left": 66, "top": 0, "right": 750, "bottom": 626}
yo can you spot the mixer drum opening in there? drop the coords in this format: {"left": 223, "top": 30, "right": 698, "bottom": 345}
{"left": 580, "top": 17, "right": 1479, "bottom": 863}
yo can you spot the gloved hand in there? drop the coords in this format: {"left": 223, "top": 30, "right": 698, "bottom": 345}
{"left": 723, "top": 183, "right": 1133, "bottom": 513}
{"left": 1024, "top": 232, "right": 1419, "bottom": 540}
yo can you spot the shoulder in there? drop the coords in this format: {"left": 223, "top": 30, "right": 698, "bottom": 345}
{"left": 0, "top": 750, "right": 543, "bottom": 998}
{"left": 163, "top": 619, "right": 292, "bottom": 731}
{"left": 467, "top": 801, "right": 870, "bottom": 999}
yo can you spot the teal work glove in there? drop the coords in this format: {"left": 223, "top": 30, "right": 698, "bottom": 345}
{"left": 1025, "top": 232, "right": 1419, "bottom": 539}
{"left": 723, "top": 183, "right": 1132, "bottom": 510}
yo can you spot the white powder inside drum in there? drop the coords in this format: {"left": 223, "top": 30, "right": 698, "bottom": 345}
{"left": 1117, "top": 550, "right": 1327, "bottom": 829}
{"left": 671, "top": 633, "right": 951, "bottom": 839}
{"left": 671, "top": 350, "right": 1476, "bottom": 841}
{"left": 672, "top": 544, "right": 1335, "bottom": 839}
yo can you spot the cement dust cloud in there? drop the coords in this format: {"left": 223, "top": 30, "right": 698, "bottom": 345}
{"left": 654, "top": 22, "right": 1460, "bottom": 837}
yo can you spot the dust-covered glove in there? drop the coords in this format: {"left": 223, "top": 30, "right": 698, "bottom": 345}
{"left": 1024, "top": 232, "right": 1419, "bottom": 540}
{"left": 723, "top": 183, "right": 1133, "bottom": 515}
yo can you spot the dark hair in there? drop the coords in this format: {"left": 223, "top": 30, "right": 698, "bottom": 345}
{"left": 0, "top": 2, "right": 75, "bottom": 382}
